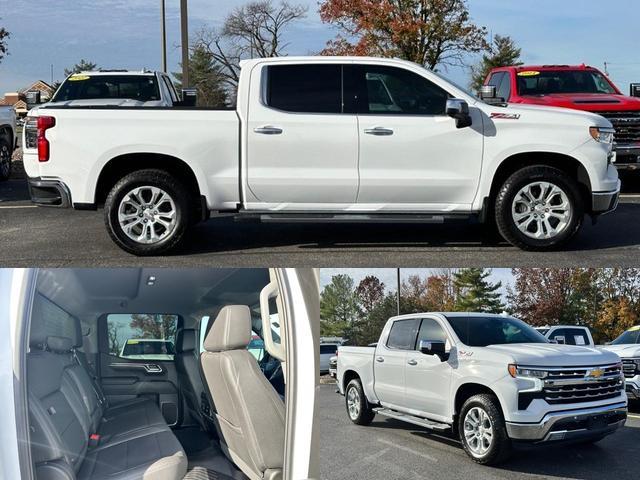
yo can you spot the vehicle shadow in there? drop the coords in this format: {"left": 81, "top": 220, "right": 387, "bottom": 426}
{"left": 0, "top": 179, "right": 30, "bottom": 202}
{"left": 176, "top": 202, "right": 640, "bottom": 255}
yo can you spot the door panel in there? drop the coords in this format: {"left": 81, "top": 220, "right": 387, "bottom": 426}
{"left": 246, "top": 63, "right": 359, "bottom": 206}
{"left": 349, "top": 64, "right": 483, "bottom": 208}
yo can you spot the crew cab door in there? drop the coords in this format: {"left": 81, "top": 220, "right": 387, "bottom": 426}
{"left": 245, "top": 63, "right": 359, "bottom": 207}
{"left": 373, "top": 318, "right": 419, "bottom": 408}
{"left": 346, "top": 64, "right": 483, "bottom": 209}
{"left": 404, "top": 317, "right": 452, "bottom": 420}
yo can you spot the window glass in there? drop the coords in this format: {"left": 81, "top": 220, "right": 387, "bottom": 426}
{"left": 552, "top": 328, "right": 588, "bottom": 346}
{"left": 32, "top": 294, "right": 78, "bottom": 341}
{"left": 611, "top": 327, "right": 640, "bottom": 345}
{"left": 446, "top": 316, "right": 548, "bottom": 347}
{"left": 354, "top": 66, "right": 449, "bottom": 115}
{"left": 487, "top": 72, "right": 505, "bottom": 89}
{"left": 387, "top": 319, "right": 420, "bottom": 350}
{"left": 199, "top": 315, "right": 211, "bottom": 353}
{"left": 416, "top": 318, "right": 448, "bottom": 348}
{"left": 516, "top": 70, "right": 617, "bottom": 96}
{"left": 496, "top": 73, "right": 511, "bottom": 101}
{"left": 106, "top": 314, "right": 178, "bottom": 360}
{"left": 266, "top": 64, "right": 342, "bottom": 113}
{"left": 53, "top": 75, "right": 161, "bottom": 102}
{"left": 248, "top": 333, "right": 265, "bottom": 361}
{"left": 161, "top": 75, "right": 179, "bottom": 103}
{"left": 320, "top": 344, "right": 339, "bottom": 355}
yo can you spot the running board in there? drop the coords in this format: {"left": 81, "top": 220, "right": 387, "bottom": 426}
{"left": 242, "top": 213, "right": 473, "bottom": 224}
{"left": 373, "top": 408, "right": 450, "bottom": 431}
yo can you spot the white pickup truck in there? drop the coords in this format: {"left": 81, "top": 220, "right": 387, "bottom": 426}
{"left": 336, "top": 312, "right": 627, "bottom": 465}
{"left": 23, "top": 56, "right": 620, "bottom": 255}
{"left": 601, "top": 325, "right": 640, "bottom": 401}
{"left": 0, "top": 105, "right": 17, "bottom": 181}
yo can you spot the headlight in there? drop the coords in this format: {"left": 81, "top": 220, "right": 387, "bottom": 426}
{"left": 508, "top": 364, "right": 548, "bottom": 379}
{"left": 589, "top": 126, "right": 615, "bottom": 144}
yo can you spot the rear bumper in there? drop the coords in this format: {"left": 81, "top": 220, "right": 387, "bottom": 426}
{"left": 591, "top": 181, "right": 621, "bottom": 215}
{"left": 28, "top": 177, "right": 71, "bottom": 207}
{"left": 505, "top": 402, "right": 627, "bottom": 443}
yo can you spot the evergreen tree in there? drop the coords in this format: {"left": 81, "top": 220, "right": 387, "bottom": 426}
{"left": 64, "top": 59, "right": 98, "bottom": 76}
{"left": 470, "top": 34, "right": 523, "bottom": 93}
{"left": 454, "top": 268, "right": 504, "bottom": 313}
{"left": 0, "top": 19, "right": 9, "bottom": 64}
{"left": 174, "top": 44, "right": 228, "bottom": 108}
{"left": 320, "top": 274, "right": 359, "bottom": 338}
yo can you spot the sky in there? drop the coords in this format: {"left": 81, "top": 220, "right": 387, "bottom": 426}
{"left": 1, "top": 0, "right": 639, "bottom": 93}
{"left": 319, "top": 268, "right": 514, "bottom": 298}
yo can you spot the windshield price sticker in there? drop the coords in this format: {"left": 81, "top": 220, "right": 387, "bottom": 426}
{"left": 517, "top": 71, "right": 541, "bottom": 77}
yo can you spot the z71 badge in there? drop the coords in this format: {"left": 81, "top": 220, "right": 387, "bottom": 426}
{"left": 490, "top": 113, "right": 521, "bottom": 120}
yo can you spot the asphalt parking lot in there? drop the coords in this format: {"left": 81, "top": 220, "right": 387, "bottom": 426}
{"left": 318, "top": 384, "right": 640, "bottom": 480}
{"left": 1, "top": 163, "right": 640, "bottom": 267}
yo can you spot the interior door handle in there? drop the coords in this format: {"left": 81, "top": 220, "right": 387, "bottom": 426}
{"left": 254, "top": 126, "right": 283, "bottom": 135}
{"left": 364, "top": 127, "right": 394, "bottom": 136}
{"left": 376, "top": 356, "right": 385, "bottom": 363}
{"left": 407, "top": 359, "right": 418, "bottom": 366}
{"left": 109, "top": 362, "right": 164, "bottom": 374}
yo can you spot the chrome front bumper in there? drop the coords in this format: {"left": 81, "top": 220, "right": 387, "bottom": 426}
{"left": 505, "top": 402, "right": 627, "bottom": 443}
{"left": 592, "top": 181, "right": 621, "bottom": 215}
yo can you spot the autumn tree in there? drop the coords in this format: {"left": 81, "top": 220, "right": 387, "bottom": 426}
{"left": 130, "top": 314, "right": 177, "bottom": 340}
{"left": 174, "top": 44, "right": 228, "bottom": 107}
{"left": 320, "top": 274, "right": 360, "bottom": 337}
{"left": 453, "top": 268, "right": 504, "bottom": 313}
{"left": 470, "top": 34, "right": 523, "bottom": 92}
{"left": 319, "top": 0, "right": 488, "bottom": 69}
{"left": 193, "top": 0, "right": 307, "bottom": 93}
{"left": 64, "top": 59, "right": 98, "bottom": 77}
{"left": 355, "top": 275, "right": 385, "bottom": 313}
{"left": 0, "top": 20, "right": 9, "bottom": 64}
{"left": 423, "top": 271, "right": 457, "bottom": 312}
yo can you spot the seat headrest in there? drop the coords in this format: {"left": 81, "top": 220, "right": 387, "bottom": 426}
{"left": 203, "top": 305, "right": 251, "bottom": 352}
{"left": 46, "top": 336, "right": 74, "bottom": 353}
{"left": 176, "top": 329, "right": 197, "bottom": 353}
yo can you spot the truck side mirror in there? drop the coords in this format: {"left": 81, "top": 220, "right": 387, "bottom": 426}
{"left": 419, "top": 340, "right": 448, "bottom": 361}
{"left": 479, "top": 85, "right": 497, "bottom": 100}
{"left": 446, "top": 99, "right": 472, "bottom": 129}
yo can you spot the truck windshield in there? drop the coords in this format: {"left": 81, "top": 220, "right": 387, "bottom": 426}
{"left": 517, "top": 70, "right": 617, "bottom": 96}
{"left": 610, "top": 327, "right": 640, "bottom": 345}
{"left": 52, "top": 75, "right": 161, "bottom": 102}
{"left": 445, "top": 315, "right": 549, "bottom": 347}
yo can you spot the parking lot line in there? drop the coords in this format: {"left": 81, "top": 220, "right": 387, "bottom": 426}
{"left": 377, "top": 438, "right": 438, "bottom": 462}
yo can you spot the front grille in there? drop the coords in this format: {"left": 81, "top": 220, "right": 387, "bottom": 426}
{"left": 598, "top": 111, "right": 640, "bottom": 147}
{"left": 542, "top": 364, "right": 624, "bottom": 405}
{"left": 622, "top": 359, "right": 638, "bottom": 378}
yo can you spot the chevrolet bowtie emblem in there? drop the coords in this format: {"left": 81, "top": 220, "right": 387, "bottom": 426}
{"left": 588, "top": 368, "right": 604, "bottom": 378}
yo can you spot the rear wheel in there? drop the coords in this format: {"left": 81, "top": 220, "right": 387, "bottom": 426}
{"left": 458, "top": 394, "right": 512, "bottom": 465}
{"left": 494, "top": 165, "right": 584, "bottom": 250}
{"left": 0, "top": 137, "right": 11, "bottom": 181}
{"left": 345, "top": 378, "right": 375, "bottom": 426}
{"left": 104, "top": 169, "right": 191, "bottom": 256}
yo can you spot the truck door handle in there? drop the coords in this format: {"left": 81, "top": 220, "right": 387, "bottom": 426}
{"left": 364, "top": 127, "right": 394, "bottom": 136}
{"left": 254, "top": 125, "right": 283, "bottom": 135}
{"left": 407, "top": 359, "right": 418, "bottom": 366}
{"left": 376, "top": 357, "right": 385, "bottom": 363}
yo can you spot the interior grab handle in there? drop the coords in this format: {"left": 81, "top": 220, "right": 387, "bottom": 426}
{"left": 260, "top": 280, "right": 286, "bottom": 362}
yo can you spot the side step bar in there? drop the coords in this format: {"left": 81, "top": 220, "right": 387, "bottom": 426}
{"left": 373, "top": 408, "right": 450, "bottom": 431}
{"left": 236, "top": 213, "right": 473, "bottom": 224}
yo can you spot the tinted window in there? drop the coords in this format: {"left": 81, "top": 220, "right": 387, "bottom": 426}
{"left": 348, "top": 65, "right": 449, "bottom": 115}
{"left": 551, "top": 328, "right": 589, "bottom": 346}
{"left": 496, "top": 73, "right": 511, "bottom": 101}
{"left": 611, "top": 327, "right": 640, "bottom": 345}
{"left": 516, "top": 69, "right": 617, "bottom": 95}
{"left": 446, "top": 316, "right": 548, "bottom": 347}
{"left": 320, "top": 344, "right": 339, "bottom": 355}
{"left": 387, "top": 319, "right": 420, "bottom": 350}
{"left": 53, "top": 75, "right": 161, "bottom": 102}
{"left": 106, "top": 314, "right": 178, "bottom": 360}
{"left": 416, "top": 318, "right": 448, "bottom": 347}
{"left": 266, "top": 64, "right": 342, "bottom": 113}
{"left": 487, "top": 72, "right": 505, "bottom": 89}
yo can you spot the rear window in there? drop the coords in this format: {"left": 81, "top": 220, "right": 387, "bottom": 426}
{"left": 550, "top": 328, "right": 589, "bottom": 346}
{"left": 107, "top": 314, "right": 178, "bottom": 360}
{"left": 320, "top": 344, "right": 338, "bottom": 355}
{"left": 265, "top": 64, "right": 342, "bottom": 114}
{"left": 446, "top": 316, "right": 548, "bottom": 347}
{"left": 53, "top": 74, "right": 161, "bottom": 102}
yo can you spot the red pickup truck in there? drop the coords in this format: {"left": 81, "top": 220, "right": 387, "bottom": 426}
{"left": 483, "top": 64, "right": 640, "bottom": 170}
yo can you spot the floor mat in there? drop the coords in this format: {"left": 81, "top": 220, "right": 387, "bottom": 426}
{"left": 183, "top": 467, "right": 237, "bottom": 480}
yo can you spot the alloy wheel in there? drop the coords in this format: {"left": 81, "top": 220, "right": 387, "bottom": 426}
{"left": 463, "top": 407, "right": 494, "bottom": 457}
{"left": 118, "top": 186, "right": 177, "bottom": 244}
{"left": 347, "top": 386, "right": 361, "bottom": 420}
{"left": 511, "top": 181, "right": 571, "bottom": 239}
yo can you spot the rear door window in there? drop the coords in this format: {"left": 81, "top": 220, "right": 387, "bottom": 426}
{"left": 387, "top": 319, "right": 420, "bottom": 350}
{"left": 106, "top": 314, "right": 178, "bottom": 361}
{"left": 265, "top": 64, "right": 342, "bottom": 114}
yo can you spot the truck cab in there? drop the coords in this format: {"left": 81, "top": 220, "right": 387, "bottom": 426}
{"left": 483, "top": 64, "right": 640, "bottom": 171}
{"left": 535, "top": 324, "right": 594, "bottom": 346}
{"left": 601, "top": 325, "right": 640, "bottom": 401}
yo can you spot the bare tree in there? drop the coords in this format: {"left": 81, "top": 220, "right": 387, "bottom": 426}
{"left": 193, "top": 1, "right": 307, "bottom": 92}
{"left": 0, "top": 19, "right": 9, "bottom": 64}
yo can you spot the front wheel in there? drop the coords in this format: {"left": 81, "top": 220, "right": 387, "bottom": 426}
{"left": 494, "top": 165, "right": 584, "bottom": 250}
{"left": 0, "top": 137, "right": 11, "bottom": 181}
{"left": 345, "top": 379, "right": 375, "bottom": 426}
{"left": 104, "top": 169, "right": 192, "bottom": 256}
{"left": 458, "top": 394, "right": 512, "bottom": 465}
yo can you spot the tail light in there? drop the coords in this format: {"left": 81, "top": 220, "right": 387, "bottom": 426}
{"left": 37, "top": 116, "right": 56, "bottom": 162}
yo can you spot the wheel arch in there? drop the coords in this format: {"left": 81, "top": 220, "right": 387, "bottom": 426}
{"left": 454, "top": 383, "right": 504, "bottom": 418}
{"left": 342, "top": 369, "right": 361, "bottom": 393}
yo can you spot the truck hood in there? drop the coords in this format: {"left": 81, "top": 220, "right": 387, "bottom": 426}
{"left": 482, "top": 343, "right": 620, "bottom": 366}
{"left": 600, "top": 344, "right": 640, "bottom": 358}
{"left": 482, "top": 102, "right": 611, "bottom": 128}
{"left": 518, "top": 93, "right": 640, "bottom": 113}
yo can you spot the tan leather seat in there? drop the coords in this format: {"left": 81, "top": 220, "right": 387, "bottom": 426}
{"left": 201, "top": 305, "right": 285, "bottom": 480}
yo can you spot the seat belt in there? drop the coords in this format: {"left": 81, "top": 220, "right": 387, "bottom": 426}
{"left": 72, "top": 349, "right": 108, "bottom": 408}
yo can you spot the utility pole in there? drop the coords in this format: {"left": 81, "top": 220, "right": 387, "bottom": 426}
{"left": 180, "top": 0, "right": 189, "bottom": 88}
{"left": 396, "top": 269, "right": 401, "bottom": 316}
{"left": 160, "top": 0, "right": 167, "bottom": 72}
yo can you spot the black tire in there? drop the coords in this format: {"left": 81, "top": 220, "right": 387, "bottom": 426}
{"left": 458, "top": 394, "right": 512, "bottom": 465}
{"left": 0, "top": 136, "right": 11, "bottom": 181}
{"left": 104, "top": 169, "right": 192, "bottom": 256}
{"left": 345, "top": 378, "right": 375, "bottom": 426}
{"left": 494, "top": 165, "right": 584, "bottom": 250}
